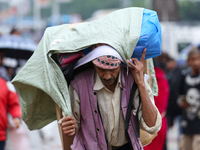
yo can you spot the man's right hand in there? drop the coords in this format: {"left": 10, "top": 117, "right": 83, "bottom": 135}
{"left": 61, "top": 116, "right": 76, "bottom": 136}
{"left": 179, "top": 100, "right": 190, "bottom": 109}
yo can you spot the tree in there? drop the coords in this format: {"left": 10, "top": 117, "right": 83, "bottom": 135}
{"left": 60, "top": 0, "right": 121, "bottom": 20}
{"left": 152, "top": 0, "right": 179, "bottom": 21}
{"left": 178, "top": 1, "right": 200, "bottom": 21}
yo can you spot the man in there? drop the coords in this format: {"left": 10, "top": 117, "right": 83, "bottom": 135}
{"left": 178, "top": 49, "right": 200, "bottom": 150}
{"left": 61, "top": 45, "right": 161, "bottom": 150}
{"left": 0, "top": 77, "right": 21, "bottom": 150}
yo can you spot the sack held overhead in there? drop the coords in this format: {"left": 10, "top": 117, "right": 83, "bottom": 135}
{"left": 12, "top": 7, "right": 161, "bottom": 131}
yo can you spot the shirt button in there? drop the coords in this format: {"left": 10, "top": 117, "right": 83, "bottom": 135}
{"left": 94, "top": 110, "right": 97, "bottom": 114}
{"left": 93, "top": 92, "right": 97, "bottom": 95}
{"left": 96, "top": 128, "right": 100, "bottom": 132}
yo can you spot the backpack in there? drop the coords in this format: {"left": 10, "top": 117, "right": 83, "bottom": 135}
{"left": 57, "top": 51, "right": 84, "bottom": 85}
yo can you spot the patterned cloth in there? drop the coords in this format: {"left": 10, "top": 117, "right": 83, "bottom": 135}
{"left": 92, "top": 55, "right": 121, "bottom": 69}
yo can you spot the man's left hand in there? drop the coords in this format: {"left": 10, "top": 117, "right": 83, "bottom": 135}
{"left": 127, "top": 48, "right": 146, "bottom": 86}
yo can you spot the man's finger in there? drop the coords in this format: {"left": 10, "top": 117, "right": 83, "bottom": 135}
{"left": 62, "top": 125, "right": 76, "bottom": 131}
{"left": 61, "top": 120, "right": 76, "bottom": 127}
{"left": 127, "top": 59, "right": 136, "bottom": 69}
{"left": 140, "top": 48, "right": 146, "bottom": 63}
{"left": 63, "top": 128, "right": 76, "bottom": 136}
{"left": 62, "top": 116, "right": 74, "bottom": 122}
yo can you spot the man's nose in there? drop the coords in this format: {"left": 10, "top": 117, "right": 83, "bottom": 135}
{"left": 103, "top": 72, "right": 111, "bottom": 80}
{"left": 194, "top": 59, "right": 200, "bottom": 66}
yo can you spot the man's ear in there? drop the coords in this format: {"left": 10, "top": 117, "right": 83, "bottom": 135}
{"left": 187, "top": 58, "right": 191, "bottom": 66}
{"left": 93, "top": 63, "right": 97, "bottom": 69}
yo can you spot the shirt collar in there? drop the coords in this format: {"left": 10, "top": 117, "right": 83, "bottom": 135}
{"left": 93, "top": 70, "right": 122, "bottom": 91}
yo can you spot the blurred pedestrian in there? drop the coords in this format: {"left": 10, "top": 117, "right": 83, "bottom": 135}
{"left": 155, "top": 53, "right": 182, "bottom": 125}
{"left": 165, "top": 58, "right": 182, "bottom": 127}
{"left": 10, "top": 28, "right": 21, "bottom": 36}
{"left": 151, "top": 53, "right": 182, "bottom": 150}
{"left": 0, "top": 28, "right": 22, "bottom": 80}
{"left": 143, "top": 58, "right": 169, "bottom": 150}
{"left": 0, "top": 51, "right": 10, "bottom": 81}
{"left": 178, "top": 49, "right": 200, "bottom": 150}
{"left": 0, "top": 77, "right": 21, "bottom": 150}
{"left": 164, "top": 57, "right": 183, "bottom": 150}
{"left": 155, "top": 52, "right": 170, "bottom": 72}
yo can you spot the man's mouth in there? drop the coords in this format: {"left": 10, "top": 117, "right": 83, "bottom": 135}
{"left": 102, "top": 79, "right": 114, "bottom": 85}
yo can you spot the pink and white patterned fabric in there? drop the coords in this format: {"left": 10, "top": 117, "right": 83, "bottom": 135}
{"left": 74, "top": 45, "right": 124, "bottom": 69}
{"left": 92, "top": 55, "right": 121, "bottom": 69}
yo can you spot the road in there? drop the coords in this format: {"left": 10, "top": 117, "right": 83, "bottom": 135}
{"left": 166, "top": 118, "right": 180, "bottom": 150}
{"left": 6, "top": 119, "right": 180, "bottom": 150}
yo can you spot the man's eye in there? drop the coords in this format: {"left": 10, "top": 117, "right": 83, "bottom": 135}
{"left": 97, "top": 68, "right": 104, "bottom": 72}
{"left": 109, "top": 68, "right": 117, "bottom": 71}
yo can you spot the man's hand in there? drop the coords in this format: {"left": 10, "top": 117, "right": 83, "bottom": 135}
{"left": 13, "top": 117, "right": 21, "bottom": 129}
{"left": 61, "top": 116, "right": 76, "bottom": 136}
{"left": 128, "top": 48, "right": 158, "bottom": 127}
{"left": 177, "top": 95, "right": 190, "bottom": 109}
{"left": 127, "top": 48, "right": 146, "bottom": 86}
{"left": 179, "top": 99, "right": 190, "bottom": 109}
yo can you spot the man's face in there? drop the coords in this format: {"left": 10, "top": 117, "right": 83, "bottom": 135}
{"left": 187, "top": 53, "right": 200, "bottom": 71}
{"left": 94, "top": 64, "right": 121, "bottom": 86}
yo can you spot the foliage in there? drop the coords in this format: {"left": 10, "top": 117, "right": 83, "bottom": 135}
{"left": 41, "top": 7, "right": 52, "bottom": 19}
{"left": 60, "top": 0, "right": 121, "bottom": 20}
{"left": 29, "top": 0, "right": 200, "bottom": 21}
{"left": 131, "top": 0, "right": 152, "bottom": 9}
{"left": 178, "top": 1, "right": 200, "bottom": 21}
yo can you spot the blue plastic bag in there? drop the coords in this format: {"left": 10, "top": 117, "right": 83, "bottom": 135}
{"left": 83, "top": 9, "right": 161, "bottom": 60}
{"left": 132, "top": 9, "right": 162, "bottom": 60}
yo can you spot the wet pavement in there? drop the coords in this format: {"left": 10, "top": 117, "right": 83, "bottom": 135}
{"left": 6, "top": 119, "right": 180, "bottom": 150}
{"left": 5, "top": 121, "right": 62, "bottom": 150}
{"left": 167, "top": 118, "right": 180, "bottom": 150}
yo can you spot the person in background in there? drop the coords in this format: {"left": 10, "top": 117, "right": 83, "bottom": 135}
{"left": 143, "top": 58, "right": 169, "bottom": 150}
{"left": 4, "top": 28, "right": 32, "bottom": 150}
{"left": 0, "top": 77, "right": 21, "bottom": 150}
{"left": 154, "top": 52, "right": 170, "bottom": 72}
{"left": 150, "top": 53, "right": 181, "bottom": 150}
{"left": 178, "top": 49, "right": 200, "bottom": 150}
{"left": 165, "top": 58, "right": 182, "bottom": 127}
{"left": 8, "top": 28, "right": 21, "bottom": 78}
{"left": 0, "top": 27, "right": 20, "bottom": 81}
{"left": 10, "top": 28, "right": 21, "bottom": 36}
{"left": 154, "top": 53, "right": 182, "bottom": 126}
{"left": 0, "top": 51, "right": 10, "bottom": 81}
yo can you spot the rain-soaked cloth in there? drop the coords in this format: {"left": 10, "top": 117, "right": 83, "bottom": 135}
{"left": 11, "top": 7, "right": 159, "bottom": 130}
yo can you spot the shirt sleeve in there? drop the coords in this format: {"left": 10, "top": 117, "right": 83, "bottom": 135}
{"left": 132, "top": 79, "right": 162, "bottom": 135}
{"left": 69, "top": 85, "right": 81, "bottom": 132}
{"left": 7, "top": 81, "right": 21, "bottom": 118}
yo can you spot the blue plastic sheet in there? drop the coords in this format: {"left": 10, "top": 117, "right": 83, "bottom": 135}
{"left": 132, "top": 9, "right": 162, "bottom": 60}
{"left": 83, "top": 9, "right": 162, "bottom": 60}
